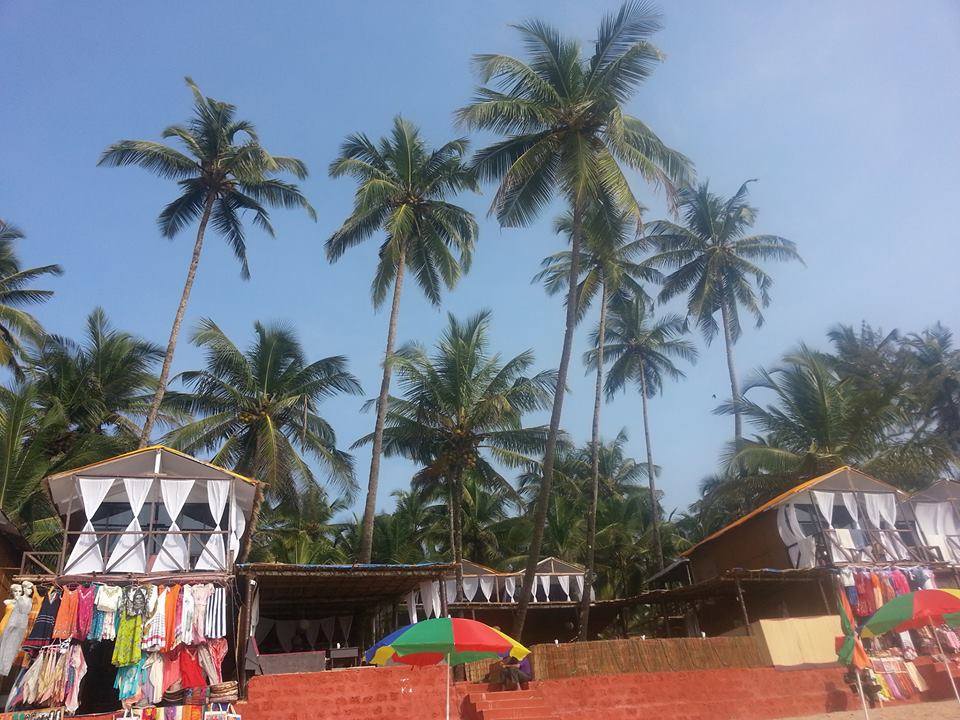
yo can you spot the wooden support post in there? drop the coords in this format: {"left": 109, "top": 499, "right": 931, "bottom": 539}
{"left": 735, "top": 578, "right": 752, "bottom": 636}
{"left": 818, "top": 578, "right": 832, "bottom": 614}
{"left": 439, "top": 576, "right": 448, "bottom": 618}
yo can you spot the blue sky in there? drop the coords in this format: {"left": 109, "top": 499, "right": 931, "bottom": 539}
{"left": 2, "top": 1, "right": 958, "bottom": 519}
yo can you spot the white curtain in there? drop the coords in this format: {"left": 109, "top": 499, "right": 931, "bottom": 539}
{"left": 306, "top": 620, "right": 321, "bottom": 649}
{"left": 463, "top": 576, "right": 479, "bottom": 602}
{"left": 64, "top": 477, "right": 114, "bottom": 574}
{"left": 841, "top": 492, "right": 860, "bottom": 528}
{"left": 478, "top": 576, "right": 494, "bottom": 601}
{"left": 275, "top": 620, "right": 295, "bottom": 652}
{"left": 915, "top": 502, "right": 957, "bottom": 562}
{"left": 255, "top": 617, "right": 274, "bottom": 644}
{"left": 574, "top": 574, "right": 585, "bottom": 601}
{"left": 107, "top": 477, "right": 153, "bottom": 572}
{"left": 406, "top": 590, "right": 418, "bottom": 624}
{"left": 229, "top": 489, "right": 246, "bottom": 561}
{"left": 504, "top": 577, "right": 516, "bottom": 602}
{"left": 153, "top": 478, "right": 194, "bottom": 573}
{"left": 249, "top": 587, "right": 260, "bottom": 638}
{"left": 444, "top": 579, "right": 456, "bottom": 603}
{"left": 776, "top": 504, "right": 816, "bottom": 569}
{"left": 812, "top": 491, "right": 835, "bottom": 527}
{"left": 861, "top": 492, "right": 898, "bottom": 530}
{"left": 558, "top": 575, "right": 571, "bottom": 600}
{"left": 418, "top": 581, "right": 440, "bottom": 618}
{"left": 195, "top": 480, "right": 229, "bottom": 570}
{"left": 338, "top": 615, "right": 352, "bottom": 643}
{"left": 319, "top": 617, "right": 335, "bottom": 643}
{"left": 537, "top": 575, "right": 551, "bottom": 601}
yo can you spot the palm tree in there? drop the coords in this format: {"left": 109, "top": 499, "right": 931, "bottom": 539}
{"left": 535, "top": 204, "right": 658, "bottom": 638}
{"left": 251, "top": 486, "right": 350, "bottom": 564}
{"left": 646, "top": 180, "right": 801, "bottom": 448}
{"left": 592, "top": 294, "right": 697, "bottom": 568}
{"left": 326, "top": 116, "right": 478, "bottom": 563}
{"left": 0, "top": 220, "right": 63, "bottom": 376}
{"left": 32, "top": 308, "right": 173, "bottom": 454}
{"left": 355, "top": 310, "right": 555, "bottom": 599}
{"left": 714, "top": 345, "right": 953, "bottom": 500}
{"left": 457, "top": 0, "right": 692, "bottom": 633}
{"left": 98, "top": 77, "right": 315, "bottom": 447}
{"left": 164, "top": 319, "right": 361, "bottom": 507}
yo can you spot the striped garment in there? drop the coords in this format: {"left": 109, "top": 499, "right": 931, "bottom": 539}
{"left": 142, "top": 586, "right": 167, "bottom": 651}
{"left": 204, "top": 585, "right": 226, "bottom": 639}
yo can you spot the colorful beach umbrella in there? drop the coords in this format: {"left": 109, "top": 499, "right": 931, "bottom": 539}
{"left": 365, "top": 617, "right": 529, "bottom": 667}
{"left": 860, "top": 588, "right": 960, "bottom": 638}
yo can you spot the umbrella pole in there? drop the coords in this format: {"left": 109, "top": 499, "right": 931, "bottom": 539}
{"left": 932, "top": 623, "right": 960, "bottom": 705}
{"left": 445, "top": 653, "right": 450, "bottom": 720}
{"left": 853, "top": 668, "right": 870, "bottom": 720}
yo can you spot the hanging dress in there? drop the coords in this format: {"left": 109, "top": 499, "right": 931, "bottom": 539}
{"left": 163, "top": 585, "right": 180, "bottom": 651}
{"left": 0, "top": 595, "right": 33, "bottom": 675}
{"left": 52, "top": 586, "right": 79, "bottom": 640}
{"left": 189, "top": 584, "right": 213, "bottom": 644}
{"left": 73, "top": 585, "right": 96, "bottom": 640}
{"left": 142, "top": 587, "right": 167, "bottom": 651}
{"left": 96, "top": 585, "right": 123, "bottom": 641}
{"left": 22, "top": 590, "right": 60, "bottom": 650}
{"left": 112, "top": 586, "right": 148, "bottom": 667}
{"left": 204, "top": 586, "right": 226, "bottom": 639}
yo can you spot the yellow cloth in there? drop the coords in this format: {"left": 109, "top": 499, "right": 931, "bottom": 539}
{"left": 754, "top": 616, "right": 842, "bottom": 667}
{"left": 0, "top": 600, "right": 13, "bottom": 636}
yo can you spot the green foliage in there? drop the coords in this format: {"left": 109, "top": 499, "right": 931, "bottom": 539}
{"left": 164, "top": 320, "right": 362, "bottom": 506}
{"left": 0, "top": 220, "right": 63, "bottom": 377}
{"left": 646, "top": 180, "right": 801, "bottom": 343}
{"left": 327, "top": 116, "right": 478, "bottom": 307}
{"left": 459, "top": 0, "right": 692, "bottom": 223}
{"left": 99, "top": 77, "right": 315, "bottom": 278}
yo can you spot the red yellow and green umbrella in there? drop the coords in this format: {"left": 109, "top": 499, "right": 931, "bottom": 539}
{"left": 860, "top": 588, "right": 960, "bottom": 639}
{"left": 366, "top": 617, "right": 529, "bottom": 666}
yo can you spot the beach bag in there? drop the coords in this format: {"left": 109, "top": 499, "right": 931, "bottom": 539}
{"left": 204, "top": 703, "right": 241, "bottom": 720}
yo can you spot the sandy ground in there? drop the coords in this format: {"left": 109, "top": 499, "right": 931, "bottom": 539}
{"left": 787, "top": 700, "right": 960, "bottom": 720}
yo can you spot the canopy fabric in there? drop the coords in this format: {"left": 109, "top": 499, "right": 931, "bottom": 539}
{"left": 915, "top": 501, "right": 960, "bottom": 562}
{"left": 558, "top": 574, "right": 571, "bottom": 600}
{"left": 841, "top": 492, "right": 859, "bottom": 526}
{"left": 229, "top": 493, "right": 246, "bottom": 561}
{"left": 406, "top": 590, "right": 418, "bottom": 624}
{"left": 478, "top": 576, "right": 494, "bottom": 601}
{"left": 63, "top": 477, "right": 115, "bottom": 574}
{"left": 462, "top": 576, "right": 479, "bottom": 602}
{"left": 504, "top": 577, "right": 516, "bottom": 601}
{"left": 537, "top": 574, "right": 550, "bottom": 601}
{"left": 153, "top": 478, "right": 195, "bottom": 573}
{"left": 812, "top": 491, "right": 835, "bottom": 527}
{"left": 366, "top": 617, "right": 529, "bottom": 667}
{"left": 777, "top": 504, "right": 816, "bottom": 569}
{"left": 861, "top": 589, "right": 960, "bottom": 638}
{"left": 195, "top": 479, "right": 229, "bottom": 571}
{"left": 106, "top": 477, "right": 153, "bottom": 573}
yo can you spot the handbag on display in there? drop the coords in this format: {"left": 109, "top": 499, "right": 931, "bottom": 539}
{"left": 203, "top": 703, "right": 241, "bottom": 720}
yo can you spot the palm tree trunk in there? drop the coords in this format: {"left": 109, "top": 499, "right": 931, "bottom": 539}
{"left": 358, "top": 252, "right": 406, "bottom": 562}
{"left": 139, "top": 192, "right": 215, "bottom": 447}
{"left": 639, "top": 371, "right": 663, "bottom": 570}
{"left": 719, "top": 299, "right": 743, "bottom": 449}
{"left": 452, "top": 468, "right": 465, "bottom": 607}
{"left": 578, "top": 281, "right": 607, "bottom": 640}
{"left": 514, "top": 202, "right": 583, "bottom": 637}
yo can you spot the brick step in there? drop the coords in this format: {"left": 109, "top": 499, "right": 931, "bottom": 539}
{"left": 465, "top": 688, "right": 558, "bottom": 720}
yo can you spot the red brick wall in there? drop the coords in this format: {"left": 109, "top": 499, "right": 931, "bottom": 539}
{"left": 240, "top": 660, "right": 956, "bottom": 720}
{"left": 240, "top": 665, "right": 450, "bottom": 720}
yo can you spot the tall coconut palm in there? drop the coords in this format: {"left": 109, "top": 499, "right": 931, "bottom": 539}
{"left": 98, "top": 78, "right": 315, "bottom": 447}
{"left": 535, "top": 205, "right": 658, "bottom": 638}
{"left": 0, "top": 220, "right": 63, "bottom": 376}
{"left": 457, "top": 0, "right": 692, "bottom": 633}
{"left": 355, "top": 310, "right": 555, "bottom": 599}
{"left": 591, "top": 294, "right": 697, "bottom": 568}
{"left": 164, "top": 319, "right": 361, "bottom": 510}
{"left": 326, "top": 116, "right": 478, "bottom": 563}
{"left": 646, "top": 180, "right": 801, "bottom": 448}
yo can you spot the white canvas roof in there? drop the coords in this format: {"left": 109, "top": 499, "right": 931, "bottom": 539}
{"left": 45, "top": 445, "right": 257, "bottom": 518}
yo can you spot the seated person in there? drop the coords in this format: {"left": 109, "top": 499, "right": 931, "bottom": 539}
{"left": 500, "top": 655, "right": 532, "bottom": 690}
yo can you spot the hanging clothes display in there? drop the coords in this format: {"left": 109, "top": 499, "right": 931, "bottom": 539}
{"left": 52, "top": 587, "right": 79, "bottom": 640}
